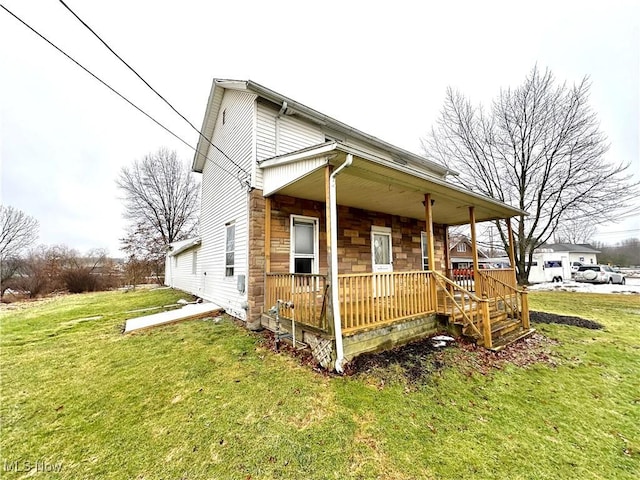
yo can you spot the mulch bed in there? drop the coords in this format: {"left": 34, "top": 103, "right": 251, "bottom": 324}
{"left": 530, "top": 310, "right": 603, "bottom": 329}
{"left": 345, "top": 333, "right": 559, "bottom": 384}
{"left": 259, "top": 310, "right": 600, "bottom": 385}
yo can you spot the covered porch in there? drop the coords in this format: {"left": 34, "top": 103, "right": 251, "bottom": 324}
{"left": 258, "top": 142, "right": 532, "bottom": 369}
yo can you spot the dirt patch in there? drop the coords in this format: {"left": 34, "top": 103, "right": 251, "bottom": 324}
{"left": 450, "top": 333, "right": 559, "bottom": 376}
{"left": 343, "top": 336, "right": 447, "bottom": 385}
{"left": 530, "top": 310, "right": 603, "bottom": 330}
{"left": 344, "top": 333, "right": 559, "bottom": 386}
{"left": 259, "top": 310, "right": 598, "bottom": 386}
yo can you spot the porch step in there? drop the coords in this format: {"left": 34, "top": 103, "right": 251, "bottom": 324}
{"left": 489, "top": 327, "right": 537, "bottom": 351}
{"left": 490, "top": 317, "right": 521, "bottom": 338}
{"left": 461, "top": 316, "right": 527, "bottom": 347}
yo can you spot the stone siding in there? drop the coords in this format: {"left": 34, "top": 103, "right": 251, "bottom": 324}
{"left": 247, "top": 192, "right": 448, "bottom": 328}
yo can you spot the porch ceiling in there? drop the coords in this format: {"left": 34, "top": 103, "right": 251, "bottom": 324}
{"left": 261, "top": 146, "right": 526, "bottom": 225}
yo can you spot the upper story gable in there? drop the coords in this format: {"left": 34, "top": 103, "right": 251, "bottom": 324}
{"left": 192, "top": 79, "right": 452, "bottom": 189}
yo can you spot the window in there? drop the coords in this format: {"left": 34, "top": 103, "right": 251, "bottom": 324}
{"left": 192, "top": 251, "right": 197, "bottom": 275}
{"left": 225, "top": 223, "right": 235, "bottom": 277}
{"left": 544, "top": 260, "right": 562, "bottom": 268}
{"left": 456, "top": 242, "right": 467, "bottom": 253}
{"left": 290, "top": 216, "right": 318, "bottom": 274}
{"left": 420, "top": 232, "right": 429, "bottom": 270}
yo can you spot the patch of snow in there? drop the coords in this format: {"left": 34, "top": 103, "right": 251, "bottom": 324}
{"left": 528, "top": 277, "right": 640, "bottom": 294}
{"left": 432, "top": 335, "right": 455, "bottom": 342}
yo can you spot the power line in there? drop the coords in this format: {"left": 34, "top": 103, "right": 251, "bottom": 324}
{"left": 594, "top": 228, "right": 640, "bottom": 236}
{"left": 1, "top": 4, "right": 243, "bottom": 184}
{"left": 58, "top": 0, "right": 249, "bottom": 177}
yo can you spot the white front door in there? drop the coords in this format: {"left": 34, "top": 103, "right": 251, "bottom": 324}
{"left": 371, "top": 228, "right": 393, "bottom": 273}
{"left": 371, "top": 227, "right": 393, "bottom": 297}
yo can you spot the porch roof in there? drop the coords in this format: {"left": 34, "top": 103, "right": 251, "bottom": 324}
{"left": 260, "top": 142, "right": 527, "bottom": 225}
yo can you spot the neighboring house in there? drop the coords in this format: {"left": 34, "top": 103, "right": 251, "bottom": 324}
{"left": 165, "top": 238, "right": 202, "bottom": 294}
{"left": 165, "top": 79, "right": 532, "bottom": 371}
{"left": 528, "top": 244, "right": 600, "bottom": 283}
{"left": 449, "top": 235, "right": 489, "bottom": 269}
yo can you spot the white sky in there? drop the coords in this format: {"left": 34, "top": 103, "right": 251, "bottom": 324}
{"left": 1, "top": 0, "right": 638, "bottom": 256}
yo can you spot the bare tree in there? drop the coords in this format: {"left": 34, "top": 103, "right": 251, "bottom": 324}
{"left": 0, "top": 205, "right": 39, "bottom": 259}
{"left": 553, "top": 219, "right": 597, "bottom": 244}
{"left": 1, "top": 206, "right": 39, "bottom": 296}
{"left": 423, "top": 66, "right": 639, "bottom": 283}
{"left": 117, "top": 148, "right": 199, "bottom": 279}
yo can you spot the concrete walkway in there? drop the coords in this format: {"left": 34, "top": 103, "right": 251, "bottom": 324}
{"left": 124, "top": 302, "right": 223, "bottom": 333}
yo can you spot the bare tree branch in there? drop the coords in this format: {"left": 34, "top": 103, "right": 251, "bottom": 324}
{"left": 0, "top": 206, "right": 39, "bottom": 259}
{"left": 116, "top": 148, "right": 200, "bottom": 280}
{"left": 424, "top": 66, "right": 639, "bottom": 283}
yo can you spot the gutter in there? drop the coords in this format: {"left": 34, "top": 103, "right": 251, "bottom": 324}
{"left": 329, "top": 153, "right": 353, "bottom": 373}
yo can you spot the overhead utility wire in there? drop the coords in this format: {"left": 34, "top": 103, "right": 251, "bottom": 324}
{"left": 1, "top": 5, "right": 239, "bottom": 182}
{"left": 58, "top": 0, "right": 249, "bottom": 178}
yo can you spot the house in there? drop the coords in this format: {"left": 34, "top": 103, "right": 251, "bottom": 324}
{"left": 165, "top": 79, "right": 533, "bottom": 371}
{"left": 527, "top": 243, "right": 600, "bottom": 283}
{"left": 449, "top": 235, "right": 492, "bottom": 269}
{"left": 448, "top": 234, "right": 495, "bottom": 290}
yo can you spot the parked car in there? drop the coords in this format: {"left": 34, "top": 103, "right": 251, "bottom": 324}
{"left": 574, "top": 265, "right": 626, "bottom": 284}
{"left": 570, "top": 261, "right": 583, "bottom": 274}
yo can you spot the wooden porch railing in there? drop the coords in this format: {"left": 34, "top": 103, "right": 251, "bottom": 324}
{"left": 338, "top": 271, "right": 435, "bottom": 334}
{"left": 432, "top": 271, "right": 490, "bottom": 346}
{"left": 477, "top": 269, "right": 529, "bottom": 329}
{"left": 265, "top": 273, "right": 329, "bottom": 331}
{"left": 264, "top": 268, "right": 529, "bottom": 346}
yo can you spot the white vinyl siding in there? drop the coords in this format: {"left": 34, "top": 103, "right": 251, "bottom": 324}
{"left": 254, "top": 102, "right": 324, "bottom": 189}
{"left": 164, "top": 246, "right": 202, "bottom": 295}
{"left": 197, "top": 89, "right": 255, "bottom": 319}
{"left": 262, "top": 157, "right": 328, "bottom": 196}
{"left": 256, "top": 103, "right": 277, "bottom": 161}
{"left": 277, "top": 115, "right": 324, "bottom": 154}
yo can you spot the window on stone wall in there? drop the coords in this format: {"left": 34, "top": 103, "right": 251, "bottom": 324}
{"left": 290, "top": 215, "right": 319, "bottom": 274}
{"left": 421, "top": 232, "right": 429, "bottom": 270}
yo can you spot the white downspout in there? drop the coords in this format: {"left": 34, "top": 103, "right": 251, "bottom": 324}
{"left": 329, "top": 154, "right": 353, "bottom": 373}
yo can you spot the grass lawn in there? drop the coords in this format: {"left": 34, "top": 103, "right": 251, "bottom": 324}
{"left": 1, "top": 288, "right": 638, "bottom": 479}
